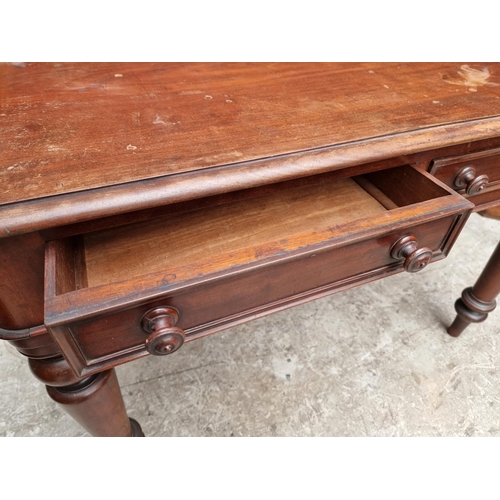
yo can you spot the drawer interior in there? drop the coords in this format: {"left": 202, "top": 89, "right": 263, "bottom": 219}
{"left": 50, "top": 164, "right": 456, "bottom": 297}
{"left": 44, "top": 163, "right": 473, "bottom": 375}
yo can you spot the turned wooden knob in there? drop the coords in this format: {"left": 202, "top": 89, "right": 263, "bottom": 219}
{"left": 141, "top": 306, "right": 185, "bottom": 356}
{"left": 453, "top": 166, "right": 489, "bottom": 196}
{"left": 390, "top": 235, "right": 433, "bottom": 273}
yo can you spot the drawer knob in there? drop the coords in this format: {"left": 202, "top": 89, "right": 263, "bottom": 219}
{"left": 390, "top": 235, "right": 433, "bottom": 273}
{"left": 453, "top": 166, "right": 489, "bottom": 196}
{"left": 141, "top": 306, "right": 185, "bottom": 356}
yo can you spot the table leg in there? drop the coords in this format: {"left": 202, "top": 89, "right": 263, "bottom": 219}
{"left": 9, "top": 335, "right": 144, "bottom": 436}
{"left": 448, "top": 240, "right": 500, "bottom": 337}
{"left": 44, "top": 365, "right": 144, "bottom": 437}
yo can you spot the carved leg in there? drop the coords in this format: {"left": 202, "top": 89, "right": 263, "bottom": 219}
{"left": 7, "top": 333, "right": 144, "bottom": 436}
{"left": 448, "top": 240, "right": 500, "bottom": 337}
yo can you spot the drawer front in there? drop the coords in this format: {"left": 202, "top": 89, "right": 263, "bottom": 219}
{"left": 429, "top": 147, "right": 500, "bottom": 205}
{"left": 44, "top": 165, "right": 472, "bottom": 376}
{"left": 47, "top": 214, "right": 466, "bottom": 377}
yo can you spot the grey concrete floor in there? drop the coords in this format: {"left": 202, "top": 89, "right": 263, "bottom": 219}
{"left": 1, "top": 213, "right": 500, "bottom": 437}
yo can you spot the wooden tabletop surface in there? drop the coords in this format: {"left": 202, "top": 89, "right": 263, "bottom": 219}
{"left": 2, "top": 62, "right": 500, "bottom": 236}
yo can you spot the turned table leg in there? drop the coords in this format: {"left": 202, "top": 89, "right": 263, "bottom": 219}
{"left": 8, "top": 334, "right": 144, "bottom": 436}
{"left": 448, "top": 240, "right": 500, "bottom": 337}
{"left": 46, "top": 372, "right": 144, "bottom": 437}
{"left": 30, "top": 356, "right": 144, "bottom": 437}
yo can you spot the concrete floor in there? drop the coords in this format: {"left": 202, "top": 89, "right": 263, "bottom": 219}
{"left": 1, "top": 213, "right": 500, "bottom": 437}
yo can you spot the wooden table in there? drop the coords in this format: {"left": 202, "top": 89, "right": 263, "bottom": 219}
{"left": 2, "top": 63, "right": 500, "bottom": 436}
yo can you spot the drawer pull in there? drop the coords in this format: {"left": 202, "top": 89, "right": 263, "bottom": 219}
{"left": 141, "top": 306, "right": 185, "bottom": 356}
{"left": 453, "top": 166, "right": 489, "bottom": 196}
{"left": 390, "top": 235, "right": 433, "bottom": 273}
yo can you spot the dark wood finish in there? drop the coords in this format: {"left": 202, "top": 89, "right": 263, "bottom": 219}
{"left": 390, "top": 235, "right": 433, "bottom": 273}
{"left": 465, "top": 187, "right": 500, "bottom": 212}
{"left": 2, "top": 63, "right": 500, "bottom": 209}
{"left": 46, "top": 368, "right": 144, "bottom": 437}
{"left": 43, "top": 165, "right": 471, "bottom": 377}
{"left": 29, "top": 355, "right": 84, "bottom": 386}
{"left": 10, "top": 333, "right": 145, "bottom": 436}
{"left": 453, "top": 166, "right": 489, "bottom": 195}
{"left": 46, "top": 215, "right": 468, "bottom": 377}
{"left": 3, "top": 63, "right": 500, "bottom": 238}
{"left": 7, "top": 329, "right": 61, "bottom": 360}
{"left": 2, "top": 63, "right": 500, "bottom": 436}
{"left": 0, "top": 233, "right": 45, "bottom": 329}
{"left": 141, "top": 306, "right": 185, "bottom": 355}
{"left": 47, "top": 166, "right": 466, "bottom": 303}
{"left": 429, "top": 147, "right": 500, "bottom": 201}
{"left": 448, "top": 241, "right": 500, "bottom": 337}
{"left": 3, "top": 118, "right": 499, "bottom": 239}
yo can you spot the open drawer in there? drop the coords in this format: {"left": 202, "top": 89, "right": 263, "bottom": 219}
{"left": 44, "top": 165, "right": 473, "bottom": 376}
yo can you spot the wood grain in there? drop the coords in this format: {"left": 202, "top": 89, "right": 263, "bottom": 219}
{"left": 45, "top": 166, "right": 472, "bottom": 328}
{"left": 83, "top": 176, "right": 387, "bottom": 287}
{"left": 46, "top": 214, "right": 468, "bottom": 377}
{"left": 0, "top": 233, "right": 45, "bottom": 328}
{"left": 3, "top": 62, "right": 497, "bottom": 437}
{"left": 2, "top": 62, "right": 500, "bottom": 210}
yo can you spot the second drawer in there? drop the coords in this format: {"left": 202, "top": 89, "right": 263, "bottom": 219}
{"left": 429, "top": 146, "right": 500, "bottom": 207}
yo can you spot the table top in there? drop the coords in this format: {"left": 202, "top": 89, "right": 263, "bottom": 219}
{"left": 2, "top": 62, "right": 500, "bottom": 235}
